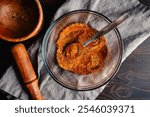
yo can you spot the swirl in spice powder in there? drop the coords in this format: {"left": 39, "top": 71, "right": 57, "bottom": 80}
{"left": 56, "top": 23, "right": 108, "bottom": 75}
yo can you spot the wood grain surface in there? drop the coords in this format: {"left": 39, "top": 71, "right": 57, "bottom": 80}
{"left": 96, "top": 38, "right": 150, "bottom": 100}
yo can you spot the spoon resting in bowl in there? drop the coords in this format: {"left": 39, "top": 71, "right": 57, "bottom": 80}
{"left": 83, "top": 13, "right": 128, "bottom": 47}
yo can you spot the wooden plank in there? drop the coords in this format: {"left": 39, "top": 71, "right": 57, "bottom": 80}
{"left": 97, "top": 38, "right": 150, "bottom": 100}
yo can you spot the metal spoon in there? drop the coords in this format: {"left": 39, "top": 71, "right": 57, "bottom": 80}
{"left": 83, "top": 13, "right": 128, "bottom": 47}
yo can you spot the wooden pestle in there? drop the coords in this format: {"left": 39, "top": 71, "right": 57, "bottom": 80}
{"left": 11, "top": 44, "right": 44, "bottom": 100}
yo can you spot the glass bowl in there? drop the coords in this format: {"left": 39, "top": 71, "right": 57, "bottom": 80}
{"left": 42, "top": 10, "right": 123, "bottom": 91}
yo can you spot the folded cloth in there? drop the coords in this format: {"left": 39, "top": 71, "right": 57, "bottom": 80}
{"left": 0, "top": 0, "right": 150, "bottom": 100}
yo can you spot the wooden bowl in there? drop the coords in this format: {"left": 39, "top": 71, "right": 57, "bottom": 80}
{"left": 0, "top": 0, "right": 43, "bottom": 42}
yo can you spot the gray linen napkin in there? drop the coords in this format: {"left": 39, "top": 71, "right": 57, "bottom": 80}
{"left": 0, "top": 0, "right": 150, "bottom": 100}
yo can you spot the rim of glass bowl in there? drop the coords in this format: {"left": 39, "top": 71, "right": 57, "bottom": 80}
{"left": 42, "top": 10, "right": 123, "bottom": 91}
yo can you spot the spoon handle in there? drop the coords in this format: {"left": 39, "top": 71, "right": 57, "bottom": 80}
{"left": 83, "top": 13, "right": 128, "bottom": 46}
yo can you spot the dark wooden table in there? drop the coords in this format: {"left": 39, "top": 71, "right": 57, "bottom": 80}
{"left": 0, "top": 0, "right": 150, "bottom": 100}
{"left": 97, "top": 38, "right": 150, "bottom": 100}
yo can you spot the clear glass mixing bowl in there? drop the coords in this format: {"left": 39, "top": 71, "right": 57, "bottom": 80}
{"left": 42, "top": 10, "right": 123, "bottom": 90}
